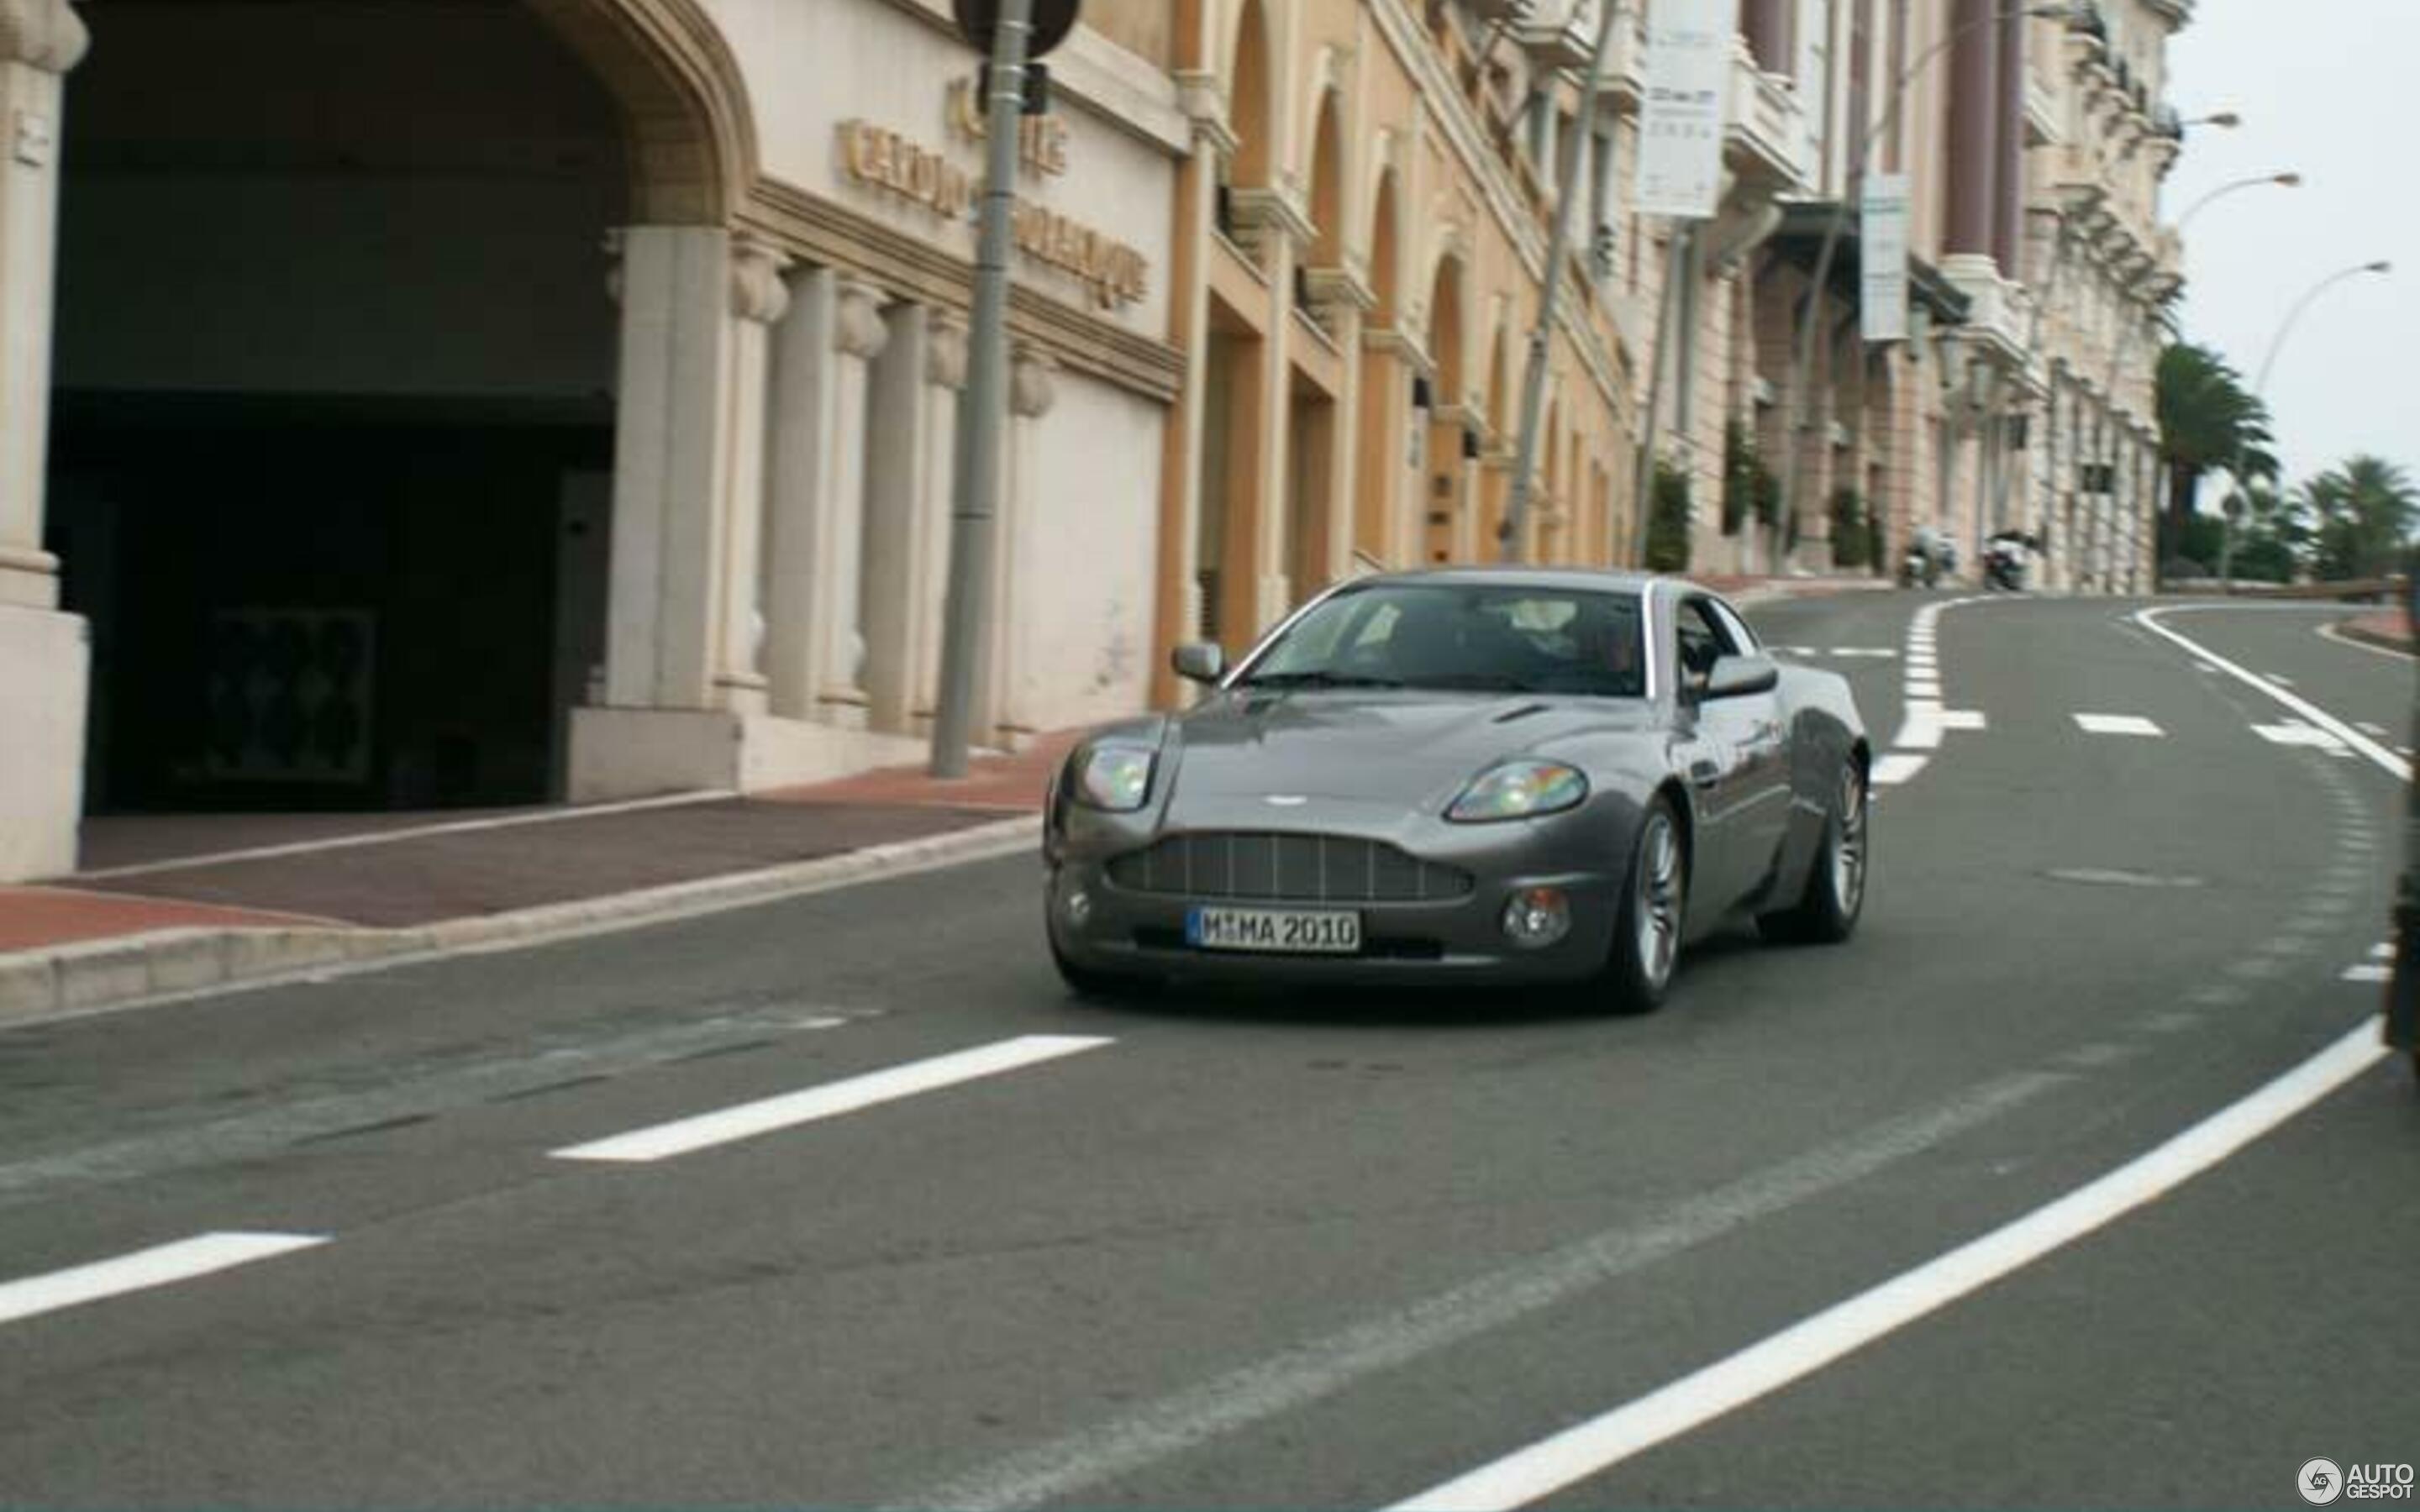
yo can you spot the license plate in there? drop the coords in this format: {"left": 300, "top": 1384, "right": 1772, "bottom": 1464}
{"left": 1185, "top": 905, "right": 1362, "bottom": 954}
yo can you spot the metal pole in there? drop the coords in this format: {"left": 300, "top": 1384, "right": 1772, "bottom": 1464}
{"left": 2220, "top": 260, "right": 2392, "bottom": 591}
{"left": 929, "top": 0, "right": 1034, "bottom": 779}
{"left": 1628, "top": 225, "right": 1694, "bottom": 568}
{"left": 1502, "top": 0, "right": 1627, "bottom": 563}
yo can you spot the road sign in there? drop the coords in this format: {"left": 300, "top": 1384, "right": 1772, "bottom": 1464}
{"left": 952, "top": 0, "right": 1079, "bottom": 60}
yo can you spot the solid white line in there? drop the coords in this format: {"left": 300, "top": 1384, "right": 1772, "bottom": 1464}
{"left": 2137, "top": 609, "right": 2412, "bottom": 783}
{"left": 1870, "top": 754, "right": 1928, "bottom": 787}
{"left": 550, "top": 1034, "right": 1113, "bottom": 1163}
{"left": 2343, "top": 964, "right": 2391, "bottom": 984}
{"left": 78, "top": 790, "right": 736, "bottom": 881}
{"left": 2074, "top": 714, "right": 2166, "bottom": 738}
{"left": 0, "top": 1232, "right": 328, "bottom": 1328}
{"left": 1388, "top": 1021, "right": 2390, "bottom": 1511}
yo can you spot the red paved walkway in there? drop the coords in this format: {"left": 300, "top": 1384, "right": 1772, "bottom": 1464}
{"left": 0, "top": 889, "right": 335, "bottom": 952}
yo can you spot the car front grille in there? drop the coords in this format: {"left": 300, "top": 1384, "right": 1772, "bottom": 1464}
{"left": 1107, "top": 832, "right": 1475, "bottom": 904}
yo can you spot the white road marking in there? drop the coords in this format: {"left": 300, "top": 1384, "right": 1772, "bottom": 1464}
{"left": 1870, "top": 754, "right": 1928, "bottom": 787}
{"left": 550, "top": 1034, "right": 1113, "bottom": 1163}
{"left": 1906, "top": 680, "right": 1943, "bottom": 701}
{"left": 2374, "top": 943, "right": 2396, "bottom": 959}
{"left": 2254, "top": 722, "right": 2348, "bottom": 752}
{"left": 915, "top": 1070, "right": 2068, "bottom": 1512}
{"left": 2359, "top": 722, "right": 2391, "bottom": 738}
{"left": 2268, "top": 675, "right": 2295, "bottom": 687}
{"left": 2316, "top": 622, "right": 2416, "bottom": 662}
{"left": 1828, "top": 648, "right": 1900, "bottom": 659}
{"left": 1935, "top": 710, "right": 1986, "bottom": 732}
{"left": 0, "top": 1232, "right": 328, "bottom": 1328}
{"left": 1387, "top": 1021, "right": 2389, "bottom": 1512}
{"left": 76, "top": 790, "right": 736, "bottom": 881}
{"left": 2342, "top": 964, "right": 2390, "bottom": 984}
{"left": 2140, "top": 608, "right": 2412, "bottom": 786}
{"left": 2073, "top": 714, "right": 2166, "bottom": 738}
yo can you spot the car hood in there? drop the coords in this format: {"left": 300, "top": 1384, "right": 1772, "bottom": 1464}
{"left": 1165, "top": 689, "right": 1655, "bottom": 811}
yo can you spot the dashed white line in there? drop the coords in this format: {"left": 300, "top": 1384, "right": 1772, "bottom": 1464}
{"left": 550, "top": 1034, "right": 1113, "bottom": 1163}
{"left": 2342, "top": 964, "right": 2391, "bottom": 984}
{"left": 2253, "top": 722, "right": 2348, "bottom": 753}
{"left": 2073, "top": 714, "right": 2166, "bottom": 738}
{"left": 2358, "top": 722, "right": 2391, "bottom": 738}
{"left": 2373, "top": 943, "right": 2396, "bottom": 960}
{"left": 0, "top": 1232, "right": 329, "bottom": 1329}
{"left": 1870, "top": 754, "right": 1928, "bottom": 787}
{"left": 1386, "top": 1021, "right": 2389, "bottom": 1511}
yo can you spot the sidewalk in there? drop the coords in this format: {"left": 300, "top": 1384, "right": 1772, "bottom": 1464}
{"left": 0, "top": 574, "right": 1886, "bottom": 1023}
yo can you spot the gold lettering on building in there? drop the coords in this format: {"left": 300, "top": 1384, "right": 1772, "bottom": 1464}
{"left": 945, "top": 76, "right": 1071, "bottom": 177}
{"left": 839, "top": 119, "right": 975, "bottom": 220}
{"left": 834, "top": 111, "right": 1149, "bottom": 312}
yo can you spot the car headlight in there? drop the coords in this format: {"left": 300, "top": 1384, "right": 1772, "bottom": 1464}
{"left": 1072, "top": 744, "right": 1157, "bottom": 812}
{"left": 1447, "top": 759, "right": 1588, "bottom": 823}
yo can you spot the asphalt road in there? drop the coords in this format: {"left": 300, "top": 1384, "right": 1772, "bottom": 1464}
{"left": 1, "top": 591, "right": 2412, "bottom": 1510}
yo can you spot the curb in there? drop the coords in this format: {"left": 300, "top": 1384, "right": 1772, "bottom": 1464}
{"left": 2335, "top": 618, "right": 2416, "bottom": 659}
{"left": 0, "top": 815, "right": 1042, "bottom": 1028}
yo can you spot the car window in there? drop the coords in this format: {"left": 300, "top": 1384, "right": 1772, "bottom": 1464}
{"left": 1707, "top": 599, "right": 1760, "bottom": 656}
{"left": 1675, "top": 597, "right": 1744, "bottom": 691}
{"left": 1241, "top": 583, "right": 1646, "bottom": 697}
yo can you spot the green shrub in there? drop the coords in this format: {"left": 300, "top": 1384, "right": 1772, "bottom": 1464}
{"left": 1829, "top": 488, "right": 1870, "bottom": 569}
{"left": 1645, "top": 460, "right": 1694, "bottom": 572}
{"left": 1720, "top": 420, "right": 1781, "bottom": 538}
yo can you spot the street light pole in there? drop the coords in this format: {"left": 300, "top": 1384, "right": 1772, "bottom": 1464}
{"left": 1502, "top": 0, "right": 1627, "bottom": 563}
{"left": 2092, "top": 170, "right": 2296, "bottom": 591}
{"left": 929, "top": 0, "right": 1034, "bottom": 779}
{"left": 2218, "top": 258, "right": 2393, "bottom": 590}
{"left": 1770, "top": 1, "right": 2075, "bottom": 578}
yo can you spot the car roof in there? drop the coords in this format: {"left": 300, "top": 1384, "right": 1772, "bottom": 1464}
{"left": 1339, "top": 566, "right": 1705, "bottom": 599}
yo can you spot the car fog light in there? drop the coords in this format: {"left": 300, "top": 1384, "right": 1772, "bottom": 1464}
{"left": 1501, "top": 887, "right": 1571, "bottom": 949}
{"left": 1063, "top": 886, "right": 1092, "bottom": 927}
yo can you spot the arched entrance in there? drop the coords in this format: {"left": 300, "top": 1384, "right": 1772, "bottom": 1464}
{"left": 44, "top": 0, "right": 733, "bottom": 815}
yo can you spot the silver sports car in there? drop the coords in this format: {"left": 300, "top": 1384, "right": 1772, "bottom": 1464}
{"left": 1044, "top": 569, "right": 1870, "bottom": 1011}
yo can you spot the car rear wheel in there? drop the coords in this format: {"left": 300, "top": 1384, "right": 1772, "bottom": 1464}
{"left": 1761, "top": 759, "right": 1867, "bottom": 945}
{"left": 1601, "top": 797, "right": 1686, "bottom": 1014}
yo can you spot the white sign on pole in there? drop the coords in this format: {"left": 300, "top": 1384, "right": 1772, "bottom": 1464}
{"left": 1860, "top": 171, "right": 1912, "bottom": 344}
{"left": 1633, "top": 0, "right": 1729, "bottom": 220}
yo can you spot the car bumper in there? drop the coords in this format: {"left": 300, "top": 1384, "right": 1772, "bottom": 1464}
{"left": 1045, "top": 854, "right": 1623, "bottom": 987}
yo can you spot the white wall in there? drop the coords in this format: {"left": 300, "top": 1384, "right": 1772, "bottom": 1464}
{"left": 1011, "top": 374, "right": 1164, "bottom": 730}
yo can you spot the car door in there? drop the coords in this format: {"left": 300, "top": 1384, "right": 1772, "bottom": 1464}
{"left": 1672, "top": 595, "right": 1788, "bottom": 911}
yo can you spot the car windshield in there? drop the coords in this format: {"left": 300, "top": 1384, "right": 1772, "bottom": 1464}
{"left": 1239, "top": 583, "right": 1648, "bottom": 698}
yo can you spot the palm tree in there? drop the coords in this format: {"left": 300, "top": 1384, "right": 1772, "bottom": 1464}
{"left": 2303, "top": 455, "right": 2420, "bottom": 580}
{"left": 2156, "top": 343, "right": 2275, "bottom": 562}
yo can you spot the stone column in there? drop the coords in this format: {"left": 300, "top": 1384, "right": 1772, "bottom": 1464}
{"left": 859, "top": 302, "right": 930, "bottom": 735}
{"left": 713, "top": 234, "right": 790, "bottom": 716}
{"left": 0, "top": 0, "right": 87, "bottom": 879}
{"left": 1992, "top": 1, "right": 2027, "bottom": 274}
{"left": 1947, "top": 0, "right": 2000, "bottom": 259}
{"left": 908, "top": 313, "right": 965, "bottom": 732}
{"left": 765, "top": 267, "right": 888, "bottom": 727}
{"left": 977, "top": 348, "right": 1055, "bottom": 749}
{"left": 1742, "top": 0, "right": 1791, "bottom": 74}
{"left": 602, "top": 226, "right": 738, "bottom": 711}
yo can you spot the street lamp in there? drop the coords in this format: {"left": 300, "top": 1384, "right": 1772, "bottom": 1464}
{"left": 2086, "top": 168, "right": 2297, "bottom": 592}
{"left": 1770, "top": 0, "right": 2080, "bottom": 575}
{"left": 2218, "top": 258, "right": 2395, "bottom": 589}
{"left": 2178, "top": 109, "right": 2242, "bottom": 131}
{"left": 2173, "top": 170, "right": 2301, "bottom": 234}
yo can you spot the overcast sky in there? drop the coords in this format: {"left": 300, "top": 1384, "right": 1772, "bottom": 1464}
{"left": 2161, "top": 0, "right": 2417, "bottom": 494}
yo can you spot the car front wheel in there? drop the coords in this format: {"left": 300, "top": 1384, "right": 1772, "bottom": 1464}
{"left": 1601, "top": 796, "right": 1686, "bottom": 1014}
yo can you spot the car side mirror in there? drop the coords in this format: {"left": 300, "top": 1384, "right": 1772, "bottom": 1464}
{"left": 1701, "top": 654, "right": 1780, "bottom": 701}
{"left": 1171, "top": 642, "right": 1226, "bottom": 685}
